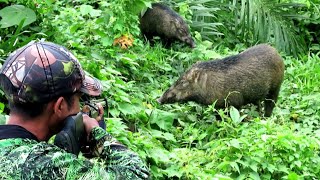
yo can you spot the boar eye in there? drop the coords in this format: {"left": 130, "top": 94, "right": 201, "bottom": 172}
{"left": 178, "top": 28, "right": 186, "bottom": 34}
{"left": 183, "top": 81, "right": 189, "bottom": 87}
{"left": 177, "top": 81, "right": 189, "bottom": 89}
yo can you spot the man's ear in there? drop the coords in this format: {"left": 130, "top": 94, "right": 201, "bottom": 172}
{"left": 53, "top": 97, "right": 66, "bottom": 118}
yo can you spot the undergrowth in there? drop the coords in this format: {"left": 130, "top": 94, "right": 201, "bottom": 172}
{"left": 0, "top": 0, "right": 320, "bottom": 179}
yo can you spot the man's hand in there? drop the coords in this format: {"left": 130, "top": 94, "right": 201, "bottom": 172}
{"left": 82, "top": 103, "right": 104, "bottom": 135}
{"left": 81, "top": 104, "right": 105, "bottom": 157}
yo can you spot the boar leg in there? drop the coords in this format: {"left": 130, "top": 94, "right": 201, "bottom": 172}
{"left": 264, "top": 86, "right": 281, "bottom": 117}
{"left": 253, "top": 101, "right": 262, "bottom": 115}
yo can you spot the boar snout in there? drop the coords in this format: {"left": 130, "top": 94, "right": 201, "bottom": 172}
{"left": 157, "top": 97, "right": 163, "bottom": 104}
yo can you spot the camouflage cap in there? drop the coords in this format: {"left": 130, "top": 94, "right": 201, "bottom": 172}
{"left": 0, "top": 41, "right": 102, "bottom": 104}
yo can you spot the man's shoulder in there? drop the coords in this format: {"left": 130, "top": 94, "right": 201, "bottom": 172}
{"left": 0, "top": 137, "right": 37, "bottom": 150}
{"left": 0, "top": 138, "right": 94, "bottom": 179}
{"left": 0, "top": 137, "right": 72, "bottom": 158}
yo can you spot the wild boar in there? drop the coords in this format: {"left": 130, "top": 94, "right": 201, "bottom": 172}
{"left": 158, "top": 44, "right": 285, "bottom": 117}
{"left": 139, "top": 3, "right": 196, "bottom": 48}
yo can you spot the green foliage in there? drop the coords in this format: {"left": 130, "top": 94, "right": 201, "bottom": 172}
{"left": 168, "top": 120, "right": 320, "bottom": 179}
{"left": 1, "top": 0, "right": 320, "bottom": 179}
{"left": 291, "top": 1, "right": 320, "bottom": 52}
{"left": 166, "top": 0, "right": 224, "bottom": 40}
{"left": 0, "top": 5, "right": 36, "bottom": 28}
{"left": 279, "top": 53, "right": 320, "bottom": 135}
{"left": 0, "top": 102, "right": 7, "bottom": 125}
{"left": 0, "top": 3, "right": 46, "bottom": 59}
{"left": 169, "top": 0, "right": 318, "bottom": 57}
{"left": 232, "top": 0, "right": 307, "bottom": 56}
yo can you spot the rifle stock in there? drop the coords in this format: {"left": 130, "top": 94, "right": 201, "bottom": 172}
{"left": 54, "top": 112, "right": 85, "bottom": 155}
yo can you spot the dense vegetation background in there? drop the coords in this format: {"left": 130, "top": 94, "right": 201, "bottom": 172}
{"left": 0, "top": 0, "right": 319, "bottom": 179}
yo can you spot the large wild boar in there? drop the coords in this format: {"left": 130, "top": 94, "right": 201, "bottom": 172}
{"left": 158, "top": 44, "right": 285, "bottom": 117}
{"left": 139, "top": 3, "right": 196, "bottom": 48}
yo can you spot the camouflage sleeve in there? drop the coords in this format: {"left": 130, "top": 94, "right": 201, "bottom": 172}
{"left": 86, "top": 127, "right": 150, "bottom": 179}
{"left": 20, "top": 127, "right": 149, "bottom": 179}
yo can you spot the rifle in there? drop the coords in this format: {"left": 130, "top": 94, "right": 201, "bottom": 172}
{"left": 54, "top": 112, "right": 85, "bottom": 155}
{"left": 82, "top": 98, "right": 107, "bottom": 130}
{"left": 54, "top": 98, "right": 107, "bottom": 155}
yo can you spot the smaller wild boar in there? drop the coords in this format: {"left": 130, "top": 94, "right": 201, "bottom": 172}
{"left": 158, "top": 44, "right": 285, "bottom": 117}
{"left": 139, "top": 3, "right": 195, "bottom": 48}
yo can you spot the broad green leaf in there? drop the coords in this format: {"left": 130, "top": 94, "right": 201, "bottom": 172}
{"left": 89, "top": 9, "right": 102, "bottom": 17}
{"left": 230, "top": 106, "right": 241, "bottom": 123}
{"left": 44, "top": 0, "right": 54, "bottom": 6}
{"left": 294, "top": 160, "right": 302, "bottom": 168}
{"left": 116, "top": 136, "right": 130, "bottom": 146}
{"left": 113, "top": 22, "right": 124, "bottom": 32}
{"left": 217, "top": 161, "right": 230, "bottom": 171}
{"left": 129, "top": 0, "right": 149, "bottom": 15}
{"left": 150, "top": 129, "right": 176, "bottom": 142}
{"left": 0, "top": 114, "right": 8, "bottom": 125}
{"left": 120, "top": 56, "right": 139, "bottom": 66}
{"left": 106, "top": 118, "right": 127, "bottom": 133}
{"left": 287, "top": 172, "right": 299, "bottom": 180}
{"left": 266, "top": 164, "right": 276, "bottom": 173}
{"left": 230, "top": 162, "right": 240, "bottom": 174}
{"left": 237, "top": 160, "right": 249, "bottom": 168}
{"left": 164, "top": 165, "right": 183, "bottom": 178}
{"left": 250, "top": 163, "right": 258, "bottom": 172}
{"left": 101, "top": 37, "right": 114, "bottom": 47}
{"left": 150, "top": 129, "right": 163, "bottom": 138}
{"left": 148, "top": 148, "right": 170, "bottom": 164}
{"left": 278, "top": 165, "right": 289, "bottom": 174}
{"left": 70, "top": 24, "right": 82, "bottom": 34}
{"left": 143, "top": 1, "right": 152, "bottom": 8}
{"left": 236, "top": 173, "right": 246, "bottom": 180}
{"left": 0, "top": 102, "right": 4, "bottom": 113}
{"left": 249, "top": 172, "right": 261, "bottom": 180}
{"left": 109, "top": 108, "right": 120, "bottom": 117}
{"left": 0, "top": 5, "right": 36, "bottom": 28}
{"left": 261, "top": 174, "right": 272, "bottom": 179}
{"left": 198, "top": 133, "right": 208, "bottom": 141}
{"left": 80, "top": 5, "right": 101, "bottom": 17}
{"left": 150, "top": 165, "right": 164, "bottom": 179}
{"left": 261, "top": 134, "right": 270, "bottom": 142}
{"left": 230, "top": 139, "right": 241, "bottom": 149}
{"left": 150, "top": 109, "right": 176, "bottom": 131}
{"left": 163, "top": 132, "right": 176, "bottom": 142}
{"left": 213, "top": 174, "right": 233, "bottom": 180}
{"left": 105, "top": 67, "right": 121, "bottom": 75}
{"left": 118, "top": 102, "right": 142, "bottom": 115}
{"left": 119, "top": 95, "right": 131, "bottom": 103}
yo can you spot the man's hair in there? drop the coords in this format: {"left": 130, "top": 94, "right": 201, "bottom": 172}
{"left": 0, "top": 75, "right": 75, "bottom": 118}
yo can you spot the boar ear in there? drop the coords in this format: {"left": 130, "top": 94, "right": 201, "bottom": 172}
{"left": 186, "top": 68, "right": 199, "bottom": 81}
{"left": 172, "top": 18, "right": 183, "bottom": 28}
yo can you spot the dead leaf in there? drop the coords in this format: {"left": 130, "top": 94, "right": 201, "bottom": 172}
{"left": 113, "top": 34, "right": 134, "bottom": 49}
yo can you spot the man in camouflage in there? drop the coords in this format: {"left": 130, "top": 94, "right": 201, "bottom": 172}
{"left": 0, "top": 41, "right": 150, "bottom": 179}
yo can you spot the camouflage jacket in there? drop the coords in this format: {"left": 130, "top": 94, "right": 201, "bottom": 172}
{"left": 0, "top": 125, "right": 150, "bottom": 179}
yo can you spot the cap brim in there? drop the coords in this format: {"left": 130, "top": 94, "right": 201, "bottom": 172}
{"left": 80, "top": 74, "right": 102, "bottom": 96}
